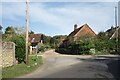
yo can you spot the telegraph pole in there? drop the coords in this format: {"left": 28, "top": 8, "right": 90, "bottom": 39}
{"left": 115, "top": 6, "right": 118, "bottom": 53}
{"left": 115, "top": 6, "right": 117, "bottom": 28}
{"left": 26, "top": 0, "right": 29, "bottom": 65}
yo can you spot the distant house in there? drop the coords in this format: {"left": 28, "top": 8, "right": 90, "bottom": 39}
{"left": 62, "top": 24, "right": 96, "bottom": 46}
{"left": 106, "top": 26, "right": 120, "bottom": 53}
{"left": 29, "top": 34, "right": 43, "bottom": 46}
{"left": 29, "top": 34, "right": 43, "bottom": 54}
{"left": 108, "top": 27, "right": 120, "bottom": 39}
{"left": 68, "top": 24, "right": 96, "bottom": 40}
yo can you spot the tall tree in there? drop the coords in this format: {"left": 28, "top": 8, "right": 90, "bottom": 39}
{"left": 97, "top": 32, "right": 108, "bottom": 40}
{"left": 29, "top": 30, "right": 34, "bottom": 34}
{"left": 5, "top": 26, "right": 15, "bottom": 34}
{"left": 0, "top": 25, "right": 2, "bottom": 30}
{"left": 51, "top": 35, "right": 67, "bottom": 48}
{"left": 14, "top": 27, "right": 25, "bottom": 34}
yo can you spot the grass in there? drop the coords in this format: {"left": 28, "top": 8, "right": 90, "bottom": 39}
{"left": 2, "top": 55, "right": 43, "bottom": 78}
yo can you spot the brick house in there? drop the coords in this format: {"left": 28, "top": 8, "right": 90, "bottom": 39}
{"left": 62, "top": 23, "right": 96, "bottom": 46}
{"left": 109, "top": 27, "right": 120, "bottom": 39}
{"left": 29, "top": 34, "right": 43, "bottom": 54}
{"left": 109, "top": 27, "right": 120, "bottom": 53}
{"left": 69, "top": 24, "right": 96, "bottom": 39}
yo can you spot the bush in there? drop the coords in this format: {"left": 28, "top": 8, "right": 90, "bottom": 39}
{"left": 11, "top": 36, "right": 26, "bottom": 63}
{"left": 38, "top": 46, "right": 45, "bottom": 52}
{"left": 94, "top": 39, "right": 116, "bottom": 54}
{"left": 55, "top": 47, "right": 69, "bottom": 54}
{"left": 56, "top": 34, "right": 117, "bottom": 55}
{"left": 56, "top": 40, "right": 94, "bottom": 55}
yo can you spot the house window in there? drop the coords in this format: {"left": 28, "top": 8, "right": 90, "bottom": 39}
{"left": 40, "top": 35, "right": 44, "bottom": 43}
{"left": 32, "top": 37, "right": 35, "bottom": 42}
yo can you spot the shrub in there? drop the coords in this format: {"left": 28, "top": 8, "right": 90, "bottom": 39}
{"left": 38, "top": 46, "right": 45, "bottom": 52}
{"left": 55, "top": 47, "right": 70, "bottom": 54}
{"left": 94, "top": 39, "right": 117, "bottom": 54}
{"left": 56, "top": 41, "right": 94, "bottom": 55}
{"left": 11, "top": 36, "right": 26, "bottom": 63}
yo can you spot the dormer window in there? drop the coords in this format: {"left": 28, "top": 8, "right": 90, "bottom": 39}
{"left": 31, "top": 37, "right": 35, "bottom": 42}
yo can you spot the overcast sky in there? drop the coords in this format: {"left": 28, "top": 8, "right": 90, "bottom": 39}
{"left": 0, "top": 0, "right": 119, "bottom": 36}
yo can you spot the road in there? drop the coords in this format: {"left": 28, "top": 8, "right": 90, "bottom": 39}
{"left": 19, "top": 50, "right": 120, "bottom": 78}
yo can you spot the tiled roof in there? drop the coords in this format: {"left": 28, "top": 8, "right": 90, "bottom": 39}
{"left": 68, "top": 24, "right": 96, "bottom": 37}
{"left": 29, "top": 34, "right": 42, "bottom": 43}
{"left": 110, "top": 27, "right": 120, "bottom": 39}
{"left": 68, "top": 26, "right": 83, "bottom": 37}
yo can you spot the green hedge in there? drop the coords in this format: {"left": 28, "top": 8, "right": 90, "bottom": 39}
{"left": 11, "top": 36, "right": 26, "bottom": 63}
{"left": 56, "top": 41, "right": 94, "bottom": 55}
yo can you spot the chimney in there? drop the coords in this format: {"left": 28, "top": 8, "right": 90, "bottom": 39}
{"left": 74, "top": 24, "right": 77, "bottom": 30}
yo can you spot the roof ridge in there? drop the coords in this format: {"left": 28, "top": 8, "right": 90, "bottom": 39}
{"left": 68, "top": 24, "right": 85, "bottom": 37}
{"left": 84, "top": 24, "right": 96, "bottom": 35}
{"left": 68, "top": 23, "right": 96, "bottom": 37}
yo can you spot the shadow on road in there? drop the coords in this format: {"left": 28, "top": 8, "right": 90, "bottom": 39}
{"left": 107, "top": 59, "right": 120, "bottom": 79}
{"left": 76, "top": 55, "right": 120, "bottom": 79}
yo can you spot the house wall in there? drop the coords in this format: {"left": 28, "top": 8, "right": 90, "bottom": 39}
{"left": 1, "top": 42, "right": 16, "bottom": 67}
{"left": 30, "top": 46, "right": 37, "bottom": 54}
{"left": 75, "top": 25, "right": 96, "bottom": 38}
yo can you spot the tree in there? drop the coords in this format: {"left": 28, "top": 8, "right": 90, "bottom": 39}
{"left": 94, "top": 34, "right": 117, "bottom": 54}
{"left": 56, "top": 36, "right": 95, "bottom": 55}
{"left": 97, "top": 31, "right": 108, "bottom": 40}
{"left": 0, "top": 25, "right": 2, "bottom": 30}
{"left": 29, "top": 30, "right": 34, "bottom": 34}
{"left": 50, "top": 37, "right": 56, "bottom": 48}
{"left": 0, "top": 25, "right": 2, "bottom": 35}
{"left": 11, "top": 36, "right": 26, "bottom": 63}
{"left": 14, "top": 27, "right": 25, "bottom": 34}
{"left": 3, "top": 26, "right": 16, "bottom": 41}
{"left": 41, "top": 34, "right": 51, "bottom": 45}
{"left": 51, "top": 35, "right": 67, "bottom": 48}
{"left": 5, "top": 26, "right": 15, "bottom": 34}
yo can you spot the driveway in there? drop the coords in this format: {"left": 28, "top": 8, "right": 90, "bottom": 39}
{"left": 19, "top": 50, "right": 120, "bottom": 78}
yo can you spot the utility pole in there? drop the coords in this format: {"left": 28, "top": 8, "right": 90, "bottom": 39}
{"left": 115, "top": 6, "right": 118, "bottom": 53}
{"left": 26, "top": 0, "right": 29, "bottom": 65}
{"left": 115, "top": 6, "right": 117, "bottom": 28}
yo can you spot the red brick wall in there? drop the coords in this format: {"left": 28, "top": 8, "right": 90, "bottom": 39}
{"left": 75, "top": 25, "right": 96, "bottom": 38}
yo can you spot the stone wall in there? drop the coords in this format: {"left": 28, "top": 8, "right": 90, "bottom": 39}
{"left": 0, "top": 33, "right": 2, "bottom": 79}
{"left": 0, "top": 42, "right": 2, "bottom": 68}
{"left": 2, "top": 42, "right": 16, "bottom": 67}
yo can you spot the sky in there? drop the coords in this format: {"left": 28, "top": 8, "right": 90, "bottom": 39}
{"left": 0, "top": 0, "right": 119, "bottom": 36}
{"left": 119, "top": 1, "right": 120, "bottom": 26}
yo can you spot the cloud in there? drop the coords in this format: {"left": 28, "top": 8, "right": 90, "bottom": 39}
{"left": 2, "top": 2, "right": 25, "bottom": 21}
{"left": 28, "top": 2, "right": 116, "bottom": 34}
{"left": 1, "top": 0, "right": 25, "bottom": 2}
{"left": 0, "top": 3, "right": 2, "bottom": 24}
{"left": 2, "top": 2, "right": 118, "bottom": 36}
{"left": 1, "top": 0, "right": 119, "bottom": 2}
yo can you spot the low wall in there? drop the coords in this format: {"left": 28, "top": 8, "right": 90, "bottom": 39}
{"left": 0, "top": 35, "right": 2, "bottom": 79}
{"left": 2, "top": 42, "right": 16, "bottom": 67}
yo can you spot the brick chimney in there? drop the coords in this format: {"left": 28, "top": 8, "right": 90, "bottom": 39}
{"left": 74, "top": 24, "right": 77, "bottom": 30}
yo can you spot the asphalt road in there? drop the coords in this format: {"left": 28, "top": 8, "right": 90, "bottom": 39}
{"left": 19, "top": 50, "right": 120, "bottom": 79}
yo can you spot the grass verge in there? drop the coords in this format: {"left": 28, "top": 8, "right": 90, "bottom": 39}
{"left": 2, "top": 55, "right": 43, "bottom": 78}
